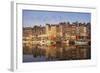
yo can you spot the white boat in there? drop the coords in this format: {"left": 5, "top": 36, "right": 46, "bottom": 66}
{"left": 75, "top": 39, "right": 88, "bottom": 45}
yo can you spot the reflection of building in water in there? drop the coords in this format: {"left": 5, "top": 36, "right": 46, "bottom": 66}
{"left": 44, "top": 45, "right": 90, "bottom": 60}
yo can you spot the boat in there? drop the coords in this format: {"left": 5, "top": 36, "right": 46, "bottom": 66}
{"left": 75, "top": 39, "right": 88, "bottom": 45}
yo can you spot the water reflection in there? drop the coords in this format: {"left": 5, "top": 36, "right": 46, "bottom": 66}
{"left": 23, "top": 43, "right": 90, "bottom": 62}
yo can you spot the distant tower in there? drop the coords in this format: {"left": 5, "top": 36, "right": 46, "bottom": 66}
{"left": 46, "top": 24, "right": 51, "bottom": 40}
{"left": 46, "top": 24, "right": 50, "bottom": 34}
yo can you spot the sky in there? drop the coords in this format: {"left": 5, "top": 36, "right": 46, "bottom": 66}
{"left": 22, "top": 10, "right": 91, "bottom": 27}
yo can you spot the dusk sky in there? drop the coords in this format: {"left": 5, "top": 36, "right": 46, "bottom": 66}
{"left": 22, "top": 10, "right": 91, "bottom": 27}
